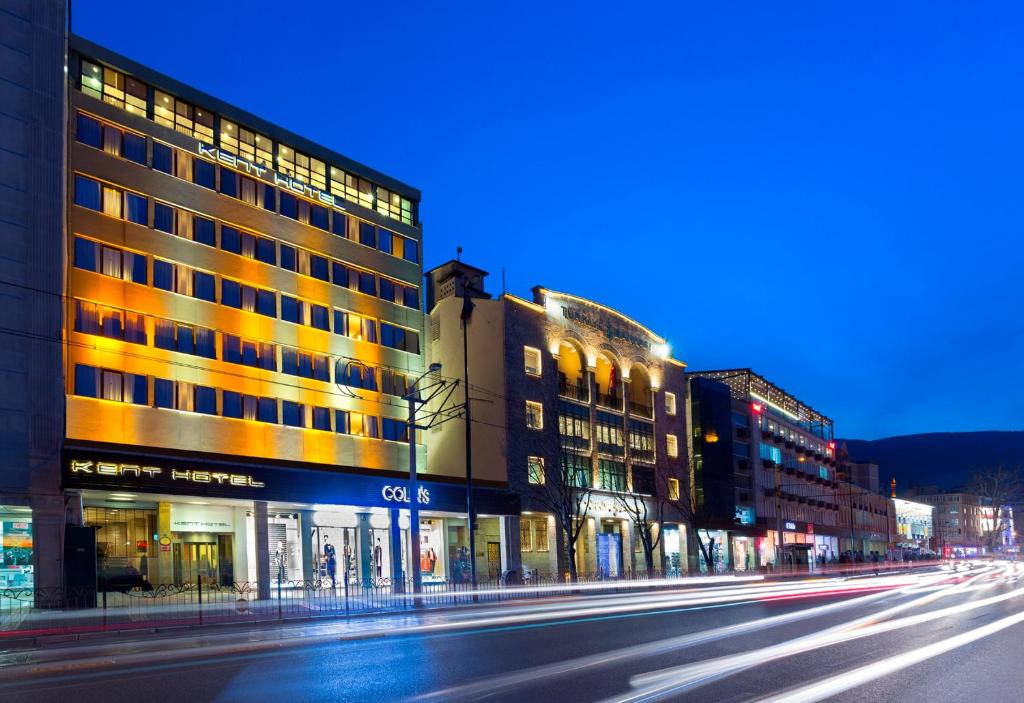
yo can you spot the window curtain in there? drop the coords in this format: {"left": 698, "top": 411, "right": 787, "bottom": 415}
{"left": 101, "top": 246, "right": 122, "bottom": 278}
{"left": 240, "top": 177, "right": 258, "bottom": 207}
{"left": 124, "top": 312, "right": 147, "bottom": 344}
{"left": 241, "top": 285, "right": 256, "bottom": 313}
{"left": 176, "top": 209, "right": 193, "bottom": 240}
{"left": 176, "top": 381, "right": 194, "bottom": 412}
{"left": 102, "top": 125, "right": 121, "bottom": 156}
{"left": 242, "top": 395, "right": 257, "bottom": 421}
{"left": 240, "top": 232, "right": 256, "bottom": 259}
{"left": 101, "top": 308, "right": 123, "bottom": 339}
{"left": 175, "top": 264, "right": 193, "bottom": 296}
{"left": 102, "top": 186, "right": 122, "bottom": 218}
{"left": 75, "top": 300, "right": 101, "bottom": 335}
{"left": 101, "top": 370, "right": 124, "bottom": 402}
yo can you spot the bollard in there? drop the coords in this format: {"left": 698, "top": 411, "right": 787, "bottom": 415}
{"left": 197, "top": 576, "right": 203, "bottom": 625}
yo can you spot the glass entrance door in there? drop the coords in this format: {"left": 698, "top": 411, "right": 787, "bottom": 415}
{"left": 180, "top": 543, "right": 218, "bottom": 586}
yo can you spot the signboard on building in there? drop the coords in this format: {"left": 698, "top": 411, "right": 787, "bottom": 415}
{"left": 168, "top": 504, "right": 234, "bottom": 533}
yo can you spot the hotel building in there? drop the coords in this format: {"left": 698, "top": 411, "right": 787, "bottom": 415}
{"left": 2, "top": 18, "right": 518, "bottom": 594}
{"left": 686, "top": 369, "right": 842, "bottom": 571}
{"left": 425, "top": 261, "right": 689, "bottom": 579}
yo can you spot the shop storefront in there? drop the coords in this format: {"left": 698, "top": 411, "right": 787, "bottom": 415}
{"left": 64, "top": 449, "right": 519, "bottom": 591}
{"left": 0, "top": 506, "right": 34, "bottom": 589}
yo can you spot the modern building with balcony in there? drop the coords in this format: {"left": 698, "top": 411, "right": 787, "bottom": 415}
{"left": 425, "top": 261, "right": 688, "bottom": 579}
{"left": 686, "top": 369, "right": 841, "bottom": 572}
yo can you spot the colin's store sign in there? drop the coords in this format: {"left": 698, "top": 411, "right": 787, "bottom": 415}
{"left": 63, "top": 451, "right": 517, "bottom": 515}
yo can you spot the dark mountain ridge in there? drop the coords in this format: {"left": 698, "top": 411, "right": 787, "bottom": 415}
{"left": 840, "top": 431, "right": 1024, "bottom": 492}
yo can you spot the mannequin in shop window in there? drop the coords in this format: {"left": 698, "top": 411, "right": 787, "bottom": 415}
{"left": 374, "top": 538, "right": 383, "bottom": 580}
{"left": 324, "top": 536, "right": 337, "bottom": 587}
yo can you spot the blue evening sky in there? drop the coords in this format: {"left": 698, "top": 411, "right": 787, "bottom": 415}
{"left": 73, "top": 2, "right": 1024, "bottom": 439}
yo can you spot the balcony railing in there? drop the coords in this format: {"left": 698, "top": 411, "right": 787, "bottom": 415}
{"left": 628, "top": 400, "right": 653, "bottom": 418}
{"left": 597, "top": 441, "right": 625, "bottom": 457}
{"left": 631, "top": 448, "right": 656, "bottom": 464}
{"left": 558, "top": 378, "right": 590, "bottom": 403}
{"left": 596, "top": 392, "right": 622, "bottom": 410}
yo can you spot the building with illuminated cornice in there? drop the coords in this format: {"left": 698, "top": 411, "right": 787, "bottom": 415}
{"left": 425, "top": 261, "right": 689, "bottom": 580}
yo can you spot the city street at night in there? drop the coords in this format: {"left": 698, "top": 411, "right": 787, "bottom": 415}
{"left": 2, "top": 563, "right": 1021, "bottom": 702}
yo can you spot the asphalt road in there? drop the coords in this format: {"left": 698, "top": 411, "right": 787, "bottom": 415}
{"left": 1, "top": 563, "right": 1021, "bottom": 703}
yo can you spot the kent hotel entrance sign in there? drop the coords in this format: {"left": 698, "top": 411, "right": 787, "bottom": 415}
{"left": 63, "top": 451, "right": 514, "bottom": 515}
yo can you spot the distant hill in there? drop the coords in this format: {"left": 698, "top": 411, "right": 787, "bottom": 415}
{"left": 840, "top": 431, "right": 1024, "bottom": 491}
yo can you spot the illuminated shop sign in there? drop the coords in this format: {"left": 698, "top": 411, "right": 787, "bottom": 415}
{"left": 559, "top": 305, "right": 651, "bottom": 351}
{"left": 197, "top": 143, "right": 345, "bottom": 211}
{"left": 784, "top": 521, "right": 797, "bottom": 530}
{"left": 735, "top": 507, "right": 755, "bottom": 525}
{"left": 69, "top": 460, "right": 265, "bottom": 488}
{"left": 381, "top": 485, "right": 430, "bottom": 505}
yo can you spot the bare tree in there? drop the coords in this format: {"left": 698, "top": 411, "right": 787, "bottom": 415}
{"left": 530, "top": 446, "right": 594, "bottom": 582}
{"left": 967, "top": 466, "right": 1022, "bottom": 552}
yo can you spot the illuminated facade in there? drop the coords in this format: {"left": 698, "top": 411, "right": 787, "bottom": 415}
{"left": 687, "top": 370, "right": 843, "bottom": 571}
{"left": 914, "top": 492, "right": 1013, "bottom": 557}
{"left": 10, "top": 35, "right": 518, "bottom": 595}
{"left": 425, "top": 261, "right": 689, "bottom": 579}
{"left": 892, "top": 498, "right": 934, "bottom": 555}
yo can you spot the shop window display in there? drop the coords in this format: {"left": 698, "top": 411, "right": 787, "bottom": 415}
{"left": 0, "top": 507, "right": 33, "bottom": 589}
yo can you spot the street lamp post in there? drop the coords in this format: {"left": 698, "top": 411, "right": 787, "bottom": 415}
{"left": 404, "top": 363, "right": 442, "bottom": 596}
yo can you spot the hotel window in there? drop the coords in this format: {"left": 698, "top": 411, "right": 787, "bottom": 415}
{"left": 527, "top": 456, "right": 545, "bottom": 485}
{"left": 380, "top": 323, "right": 420, "bottom": 354}
{"left": 277, "top": 145, "right": 296, "bottom": 178}
{"left": 73, "top": 175, "right": 147, "bottom": 225}
{"left": 221, "top": 278, "right": 276, "bottom": 317}
{"left": 525, "top": 401, "right": 543, "bottom": 430}
{"left": 75, "top": 113, "right": 147, "bottom": 165}
{"left": 73, "top": 237, "right": 147, "bottom": 284}
{"left": 665, "top": 392, "right": 677, "bottom": 416}
{"left": 334, "top": 310, "right": 377, "bottom": 343}
{"left": 280, "top": 295, "right": 329, "bottom": 331}
{"left": 221, "top": 226, "right": 276, "bottom": 265}
{"left": 344, "top": 173, "right": 374, "bottom": 210}
{"left": 379, "top": 228, "right": 420, "bottom": 261}
{"left": 192, "top": 158, "right": 216, "bottom": 190}
{"left": 79, "top": 61, "right": 147, "bottom": 115}
{"left": 666, "top": 434, "right": 679, "bottom": 458}
{"left": 153, "top": 260, "right": 215, "bottom": 302}
{"left": 520, "top": 520, "right": 533, "bottom": 551}
{"left": 281, "top": 348, "right": 330, "bottom": 382}
{"left": 74, "top": 364, "right": 147, "bottom": 404}
{"left": 599, "top": 459, "right": 627, "bottom": 492}
{"left": 338, "top": 362, "right": 377, "bottom": 392}
{"left": 154, "top": 91, "right": 214, "bottom": 143}
{"left": 74, "top": 300, "right": 147, "bottom": 345}
{"left": 381, "top": 369, "right": 410, "bottom": 397}
{"left": 312, "top": 406, "right": 331, "bottom": 431}
{"left": 280, "top": 245, "right": 329, "bottom": 280}
{"left": 195, "top": 386, "right": 217, "bottom": 415}
{"left": 667, "top": 478, "right": 680, "bottom": 501}
{"left": 379, "top": 277, "right": 419, "bottom": 309}
{"left": 282, "top": 401, "right": 306, "bottom": 428}
{"left": 382, "top": 417, "right": 409, "bottom": 442}
{"left": 524, "top": 347, "right": 542, "bottom": 376}
{"left": 153, "top": 379, "right": 199, "bottom": 412}
{"left": 336, "top": 410, "right": 379, "bottom": 438}
{"left": 359, "top": 222, "right": 377, "bottom": 248}
{"left": 221, "top": 121, "right": 271, "bottom": 167}
{"left": 223, "top": 334, "right": 277, "bottom": 371}
{"left": 154, "top": 319, "right": 216, "bottom": 359}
